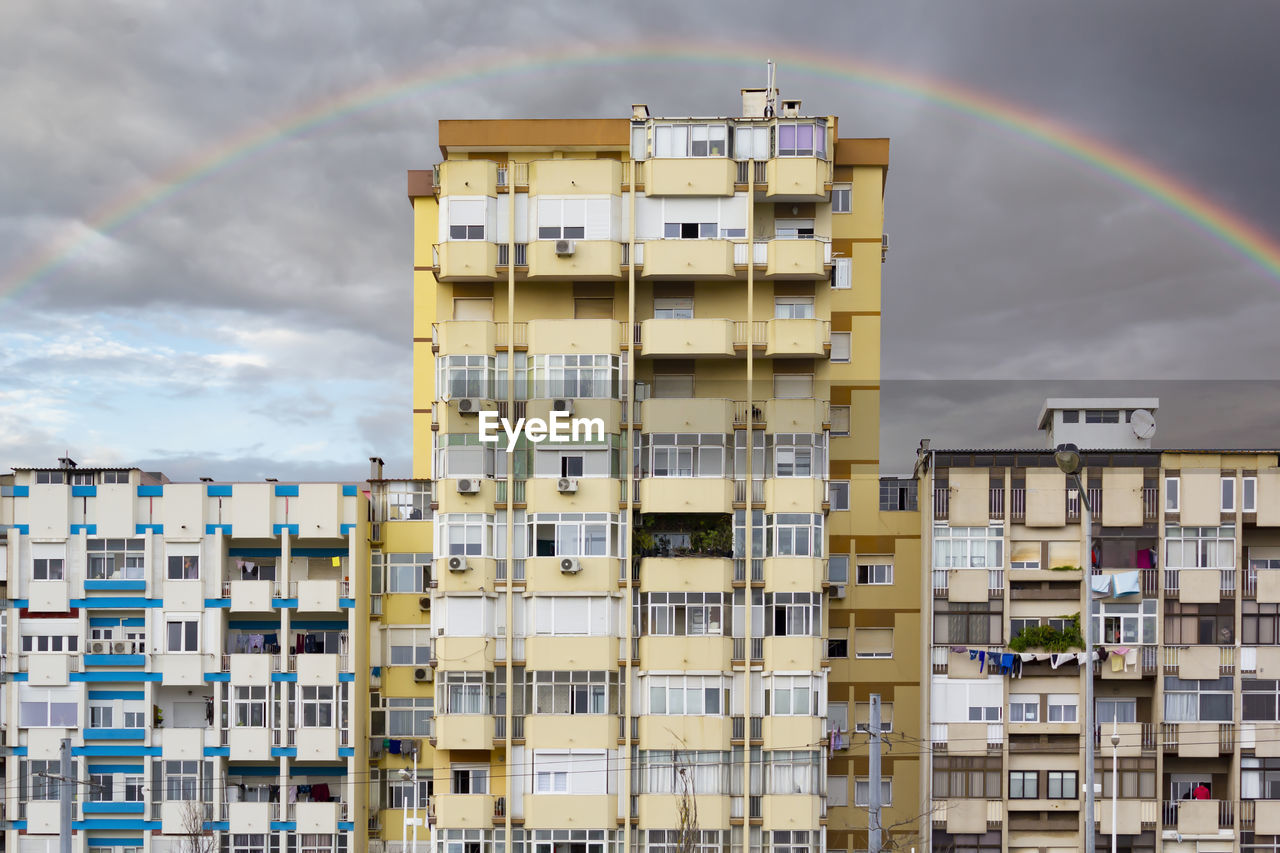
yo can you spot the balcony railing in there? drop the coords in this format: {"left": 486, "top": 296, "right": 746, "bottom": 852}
{"left": 494, "top": 479, "right": 526, "bottom": 504}
{"left": 1162, "top": 645, "right": 1235, "bottom": 675}
{"left": 1163, "top": 568, "right": 1236, "bottom": 596}
{"left": 220, "top": 802, "right": 281, "bottom": 822}
{"left": 929, "top": 723, "right": 1003, "bottom": 751}
{"left": 1010, "top": 487, "right": 1026, "bottom": 521}
{"left": 732, "top": 558, "right": 765, "bottom": 583}
{"left": 286, "top": 580, "right": 350, "bottom": 598}
{"left": 285, "top": 801, "right": 349, "bottom": 822}
{"left": 1088, "top": 488, "right": 1103, "bottom": 517}
{"left": 732, "top": 401, "right": 766, "bottom": 427}
{"left": 493, "top": 559, "right": 526, "bottom": 582}
{"left": 930, "top": 568, "right": 1003, "bottom": 596}
{"left": 733, "top": 321, "right": 768, "bottom": 347}
{"left": 1143, "top": 486, "right": 1159, "bottom": 520}
{"left": 496, "top": 243, "right": 528, "bottom": 266}
{"left": 1093, "top": 723, "right": 1157, "bottom": 751}
{"left": 933, "top": 487, "right": 949, "bottom": 520}
{"left": 1161, "top": 799, "right": 1233, "bottom": 829}
{"left": 989, "top": 487, "right": 1004, "bottom": 520}
{"left": 733, "top": 479, "right": 765, "bottom": 504}
{"left": 1067, "top": 489, "right": 1081, "bottom": 522}
{"left": 220, "top": 579, "right": 281, "bottom": 598}
{"left": 494, "top": 322, "right": 528, "bottom": 348}
{"left": 220, "top": 653, "right": 283, "bottom": 673}
{"left": 1160, "top": 722, "right": 1234, "bottom": 753}
{"left": 731, "top": 241, "right": 769, "bottom": 266}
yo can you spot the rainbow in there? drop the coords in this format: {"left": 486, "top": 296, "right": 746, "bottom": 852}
{"left": 5, "top": 43, "right": 1280, "bottom": 298}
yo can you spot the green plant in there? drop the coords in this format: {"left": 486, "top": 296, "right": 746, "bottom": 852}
{"left": 1008, "top": 613, "right": 1084, "bottom": 653}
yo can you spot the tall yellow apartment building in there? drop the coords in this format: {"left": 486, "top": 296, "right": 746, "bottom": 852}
{"left": 399, "top": 88, "right": 922, "bottom": 853}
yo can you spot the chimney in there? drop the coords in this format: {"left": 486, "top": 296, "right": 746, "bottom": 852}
{"left": 370, "top": 456, "right": 385, "bottom": 481}
{"left": 631, "top": 104, "right": 649, "bottom": 120}
{"left": 740, "top": 88, "right": 768, "bottom": 118}
{"left": 58, "top": 456, "right": 77, "bottom": 469}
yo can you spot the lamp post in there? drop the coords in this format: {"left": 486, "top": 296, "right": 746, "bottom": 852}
{"left": 1111, "top": 718, "right": 1121, "bottom": 853}
{"left": 1055, "top": 443, "right": 1094, "bottom": 853}
{"left": 401, "top": 748, "right": 422, "bottom": 853}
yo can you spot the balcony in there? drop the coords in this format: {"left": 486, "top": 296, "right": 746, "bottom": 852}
{"left": 1096, "top": 799, "right": 1158, "bottom": 834}
{"left": 765, "top": 318, "right": 830, "bottom": 357}
{"left": 764, "top": 157, "right": 831, "bottom": 201}
{"left": 644, "top": 158, "right": 736, "bottom": 196}
{"left": 765, "top": 239, "right": 831, "bottom": 279}
{"left": 1163, "top": 799, "right": 1233, "bottom": 834}
{"left": 639, "top": 636, "right": 732, "bottom": 671}
{"left": 226, "top": 801, "right": 279, "bottom": 833}
{"left": 432, "top": 794, "right": 499, "bottom": 829}
{"left": 764, "top": 399, "right": 826, "bottom": 432}
{"left": 528, "top": 158, "right": 621, "bottom": 195}
{"left": 434, "top": 714, "right": 495, "bottom": 751}
{"left": 436, "top": 242, "right": 499, "bottom": 281}
{"left": 1092, "top": 722, "right": 1157, "bottom": 753}
{"left": 634, "top": 513, "right": 733, "bottom": 559}
{"left": 289, "top": 801, "right": 348, "bottom": 834}
{"left": 1164, "top": 567, "right": 1235, "bottom": 602}
{"left": 1163, "top": 645, "right": 1234, "bottom": 678}
{"left": 1242, "top": 800, "right": 1280, "bottom": 834}
{"left": 437, "top": 160, "right": 498, "bottom": 196}
{"left": 434, "top": 320, "right": 497, "bottom": 355}
{"left": 930, "top": 799, "right": 1003, "bottom": 834}
{"left": 523, "top": 794, "right": 618, "bottom": 829}
{"left": 288, "top": 579, "right": 352, "bottom": 612}
{"left": 1160, "top": 722, "right": 1234, "bottom": 756}
{"left": 638, "top": 478, "right": 733, "bottom": 515}
{"left": 639, "top": 318, "right": 735, "bottom": 358}
{"left": 640, "top": 239, "right": 736, "bottom": 279}
{"left": 526, "top": 240, "right": 623, "bottom": 280}
{"left": 929, "top": 722, "right": 1003, "bottom": 755}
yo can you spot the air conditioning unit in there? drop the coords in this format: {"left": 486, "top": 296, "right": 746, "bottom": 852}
{"left": 634, "top": 382, "right": 649, "bottom": 402}
{"left": 554, "top": 239, "right": 576, "bottom": 256}
{"left": 557, "top": 477, "right": 578, "bottom": 493}
{"left": 89, "top": 640, "right": 107, "bottom": 654}
{"left": 113, "top": 641, "right": 128, "bottom": 654}
{"left": 413, "top": 667, "right": 433, "bottom": 683}
{"left": 552, "top": 398, "right": 574, "bottom": 415}
{"left": 447, "top": 555, "right": 469, "bottom": 573}
{"left": 418, "top": 596, "right": 432, "bottom": 611}
{"left": 456, "top": 397, "right": 484, "bottom": 415}
{"left": 829, "top": 584, "right": 846, "bottom": 599}
{"left": 456, "top": 478, "right": 480, "bottom": 494}
{"left": 560, "top": 557, "right": 582, "bottom": 574}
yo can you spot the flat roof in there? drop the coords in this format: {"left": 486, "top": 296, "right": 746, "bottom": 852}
{"left": 1036, "top": 397, "right": 1160, "bottom": 429}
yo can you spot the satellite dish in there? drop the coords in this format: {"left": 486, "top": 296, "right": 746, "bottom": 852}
{"left": 1131, "top": 409, "right": 1156, "bottom": 440}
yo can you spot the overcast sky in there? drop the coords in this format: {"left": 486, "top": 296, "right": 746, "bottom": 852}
{"left": 2, "top": 0, "right": 1278, "bottom": 481}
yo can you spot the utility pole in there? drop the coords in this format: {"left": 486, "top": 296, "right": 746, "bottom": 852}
{"left": 869, "top": 694, "right": 882, "bottom": 853}
{"left": 59, "top": 738, "right": 73, "bottom": 853}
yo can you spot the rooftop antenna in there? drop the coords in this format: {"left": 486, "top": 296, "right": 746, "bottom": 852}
{"left": 765, "top": 59, "right": 776, "bottom": 117}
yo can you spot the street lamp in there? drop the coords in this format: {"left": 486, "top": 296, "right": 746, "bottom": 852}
{"left": 1055, "top": 443, "right": 1095, "bottom": 853}
{"left": 401, "top": 755, "right": 423, "bottom": 853}
{"left": 1110, "top": 719, "right": 1121, "bottom": 853}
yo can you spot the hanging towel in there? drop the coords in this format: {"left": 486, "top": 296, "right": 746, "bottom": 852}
{"left": 1135, "top": 547, "right": 1153, "bottom": 569}
{"left": 1113, "top": 570, "right": 1142, "bottom": 598}
{"left": 1034, "top": 653, "right": 1051, "bottom": 661}
{"left": 1001, "top": 653, "right": 1015, "bottom": 671}
{"left": 264, "top": 632, "right": 278, "bottom": 647}
{"left": 295, "top": 634, "right": 305, "bottom": 655}
{"left": 270, "top": 785, "right": 280, "bottom": 803}
{"left": 1124, "top": 648, "right": 1139, "bottom": 671}
{"left": 951, "top": 646, "right": 968, "bottom": 654}
{"left": 969, "top": 650, "right": 979, "bottom": 661}
{"left": 248, "top": 634, "right": 265, "bottom": 654}
{"left": 312, "top": 783, "right": 330, "bottom": 803}
{"left": 1019, "top": 653, "right": 1035, "bottom": 662}
{"left": 1091, "top": 574, "right": 1113, "bottom": 598}
{"left": 977, "top": 650, "right": 986, "bottom": 672}
{"left": 1050, "top": 653, "right": 1068, "bottom": 669}
{"left": 1111, "top": 653, "right": 1124, "bottom": 672}
{"left": 304, "top": 634, "right": 318, "bottom": 654}
{"left": 1092, "top": 542, "right": 1102, "bottom": 569}
{"left": 1113, "top": 646, "right": 1131, "bottom": 656}
{"left": 288, "top": 786, "right": 298, "bottom": 804}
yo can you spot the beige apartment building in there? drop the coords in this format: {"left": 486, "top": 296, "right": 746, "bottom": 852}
{"left": 920, "top": 398, "right": 1280, "bottom": 853}
{"left": 403, "top": 87, "right": 923, "bottom": 853}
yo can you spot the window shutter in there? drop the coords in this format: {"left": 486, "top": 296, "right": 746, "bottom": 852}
{"left": 584, "top": 199, "right": 611, "bottom": 241}
{"left": 830, "top": 333, "right": 851, "bottom": 363}
{"left": 833, "top": 257, "right": 852, "bottom": 289}
{"left": 854, "top": 628, "right": 893, "bottom": 655}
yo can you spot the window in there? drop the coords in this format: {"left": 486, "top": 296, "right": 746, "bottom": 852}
{"left": 1223, "top": 476, "right": 1237, "bottom": 512}
{"left": 232, "top": 557, "right": 276, "bottom": 581}
{"left": 767, "top": 592, "right": 821, "bottom": 637}
{"left": 879, "top": 477, "right": 916, "bottom": 511}
{"left": 775, "top": 445, "right": 813, "bottom": 478}
{"left": 854, "top": 628, "right": 893, "bottom": 659}
{"left": 769, "top": 832, "right": 814, "bottom": 853}
{"left": 640, "top": 750, "right": 730, "bottom": 795}
{"left": 386, "top": 697, "right": 434, "bottom": 736}
{"left": 1009, "top": 617, "right": 1040, "bottom": 638}
{"left": 639, "top": 592, "right": 727, "bottom": 637}
{"left": 1092, "top": 599, "right": 1157, "bottom": 645}
{"left": 1047, "top": 694, "right": 1078, "bottom": 723}
{"left": 86, "top": 538, "right": 145, "bottom": 580}
{"left": 35, "top": 471, "right": 65, "bottom": 484}
{"left": 451, "top": 765, "right": 489, "bottom": 794}
{"left": 166, "top": 619, "right": 199, "bottom": 652}
{"left": 831, "top": 184, "right": 851, "bottom": 213}
{"left": 89, "top": 704, "right": 114, "bottom": 728}
{"left": 855, "top": 559, "right": 892, "bottom": 585}
{"left": 829, "top": 332, "right": 851, "bottom": 363}
{"left": 538, "top": 198, "right": 587, "bottom": 240}
{"left": 776, "top": 122, "right": 826, "bottom": 158}
{"left": 533, "top": 750, "right": 607, "bottom": 795}
{"left": 774, "top": 296, "right": 815, "bottom": 319}
{"left": 24, "top": 760, "right": 60, "bottom": 799}
{"left": 24, "top": 632, "right": 79, "bottom": 653}
{"left": 529, "top": 512, "right": 620, "bottom": 557}
{"left": 1245, "top": 476, "right": 1258, "bottom": 512}
{"left": 639, "top": 433, "right": 726, "bottom": 479}
{"left": 387, "top": 774, "right": 432, "bottom": 809}
{"left": 764, "top": 751, "right": 820, "bottom": 795}
{"left": 933, "top": 524, "right": 1004, "bottom": 568}
{"left": 654, "top": 123, "right": 728, "bottom": 158}
{"left": 439, "top": 513, "right": 492, "bottom": 557}
{"left": 448, "top": 199, "right": 486, "bottom": 240}
{"left": 33, "top": 558, "right": 64, "bottom": 580}
{"left": 1086, "top": 410, "right": 1119, "bottom": 424}
{"left": 387, "top": 554, "right": 431, "bottom": 593}
{"left": 388, "top": 627, "right": 433, "bottom": 666}
{"left": 89, "top": 773, "right": 114, "bottom": 802}
{"left": 827, "top": 775, "right": 848, "bottom": 807}
{"left": 733, "top": 123, "right": 770, "bottom": 160}
{"left": 452, "top": 297, "right": 493, "bottom": 321}
{"left": 653, "top": 296, "right": 693, "bottom": 319}
{"left": 560, "top": 455, "right": 584, "bottom": 477}
{"left": 826, "top": 628, "right": 849, "bottom": 659}
{"left": 775, "top": 218, "right": 815, "bottom": 240}
{"left": 300, "top": 685, "right": 335, "bottom": 727}
{"left": 828, "top": 555, "right": 850, "bottom": 584}
{"left": 768, "top": 514, "right": 824, "bottom": 558}
{"left": 664, "top": 221, "right": 718, "bottom": 239}
{"left": 852, "top": 700, "right": 893, "bottom": 733}
{"left": 1165, "top": 524, "right": 1236, "bottom": 569}
{"left": 767, "top": 676, "right": 818, "bottom": 716}
{"left": 1009, "top": 695, "right": 1038, "bottom": 723}
{"left": 828, "top": 481, "right": 850, "bottom": 511}
{"left": 533, "top": 596, "right": 614, "bottom": 636}
{"left": 652, "top": 373, "right": 694, "bottom": 398}
{"left": 1240, "top": 757, "right": 1280, "bottom": 799}
{"left": 1009, "top": 770, "right": 1037, "bottom": 799}
{"left": 1164, "top": 600, "right": 1235, "bottom": 644}
{"left": 830, "top": 406, "right": 850, "bottom": 437}
{"left": 1047, "top": 770, "right": 1078, "bottom": 799}
{"left": 1060, "top": 409, "right": 1080, "bottom": 423}
{"left": 1245, "top": 601, "right": 1280, "bottom": 645}
{"left": 167, "top": 555, "right": 199, "bottom": 580}
{"left": 1164, "top": 676, "right": 1233, "bottom": 721}
{"left": 530, "top": 354, "right": 619, "bottom": 399}
{"left": 1165, "top": 476, "right": 1180, "bottom": 512}
{"left": 831, "top": 256, "right": 852, "bottom": 289}
{"left": 164, "top": 760, "right": 200, "bottom": 800}
{"left": 932, "top": 757, "right": 1002, "bottom": 798}
{"left": 534, "top": 671, "right": 619, "bottom": 715}
{"left": 1096, "top": 698, "right": 1137, "bottom": 724}
{"left": 574, "top": 297, "right": 613, "bottom": 320}
{"left": 933, "top": 600, "right": 1004, "bottom": 645}
{"left": 438, "top": 355, "right": 493, "bottom": 399}
{"left": 233, "top": 686, "right": 268, "bottom": 727}
{"left": 853, "top": 777, "right": 893, "bottom": 806}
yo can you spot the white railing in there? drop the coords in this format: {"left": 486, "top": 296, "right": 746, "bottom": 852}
{"left": 988, "top": 569, "right": 1004, "bottom": 594}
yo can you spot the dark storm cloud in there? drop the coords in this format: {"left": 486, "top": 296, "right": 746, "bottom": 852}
{"left": 1, "top": 0, "right": 1278, "bottom": 477}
